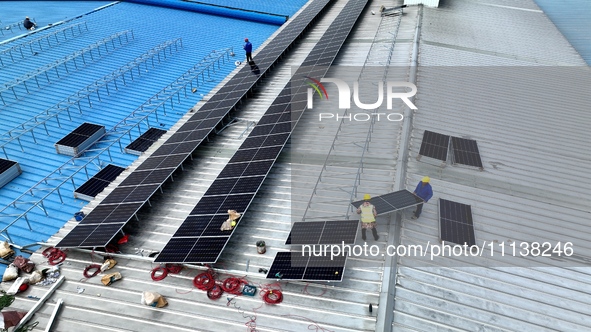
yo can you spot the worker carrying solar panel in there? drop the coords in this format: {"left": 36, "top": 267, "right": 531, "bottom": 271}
{"left": 357, "top": 194, "right": 379, "bottom": 242}
{"left": 412, "top": 176, "right": 433, "bottom": 220}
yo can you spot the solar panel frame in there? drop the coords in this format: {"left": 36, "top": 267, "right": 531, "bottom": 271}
{"left": 438, "top": 199, "right": 476, "bottom": 246}
{"left": 418, "top": 130, "right": 450, "bottom": 162}
{"left": 450, "top": 137, "right": 484, "bottom": 169}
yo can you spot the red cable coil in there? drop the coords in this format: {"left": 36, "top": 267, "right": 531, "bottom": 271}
{"left": 42, "top": 247, "right": 66, "bottom": 265}
{"left": 221, "top": 277, "right": 244, "bottom": 295}
{"left": 83, "top": 264, "right": 102, "bottom": 278}
{"left": 151, "top": 266, "right": 168, "bottom": 281}
{"left": 207, "top": 284, "right": 223, "bottom": 300}
{"left": 193, "top": 272, "right": 215, "bottom": 291}
{"left": 165, "top": 264, "right": 183, "bottom": 274}
{"left": 261, "top": 289, "right": 283, "bottom": 304}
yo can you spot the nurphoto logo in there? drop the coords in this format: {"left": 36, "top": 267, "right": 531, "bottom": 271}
{"left": 305, "top": 76, "right": 417, "bottom": 122}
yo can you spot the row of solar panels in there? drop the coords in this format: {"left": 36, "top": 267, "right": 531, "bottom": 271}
{"left": 155, "top": 0, "right": 371, "bottom": 264}
{"left": 56, "top": 0, "right": 336, "bottom": 249}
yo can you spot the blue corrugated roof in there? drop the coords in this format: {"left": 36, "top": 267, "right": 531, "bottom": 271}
{"left": 0, "top": 0, "right": 306, "bottom": 273}
{"left": 535, "top": 0, "right": 591, "bottom": 65}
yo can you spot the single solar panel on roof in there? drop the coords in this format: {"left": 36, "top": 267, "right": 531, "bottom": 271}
{"left": 450, "top": 137, "right": 484, "bottom": 170}
{"left": 55, "top": 123, "right": 105, "bottom": 156}
{"left": 75, "top": 165, "right": 125, "bottom": 201}
{"left": 266, "top": 251, "right": 347, "bottom": 281}
{"left": 286, "top": 220, "right": 358, "bottom": 245}
{"left": 439, "top": 199, "right": 476, "bottom": 246}
{"left": 125, "top": 127, "right": 166, "bottom": 155}
{"left": 418, "top": 130, "right": 450, "bottom": 162}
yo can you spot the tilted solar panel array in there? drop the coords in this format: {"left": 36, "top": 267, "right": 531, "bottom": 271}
{"left": 156, "top": 0, "right": 370, "bottom": 264}
{"left": 56, "top": 0, "right": 335, "bottom": 249}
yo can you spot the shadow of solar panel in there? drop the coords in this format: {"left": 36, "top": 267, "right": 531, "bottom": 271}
{"left": 218, "top": 162, "right": 249, "bottom": 179}
{"left": 204, "top": 178, "right": 239, "bottom": 196}
{"left": 201, "top": 214, "right": 236, "bottom": 237}
{"left": 173, "top": 215, "right": 214, "bottom": 237}
{"left": 267, "top": 252, "right": 307, "bottom": 280}
{"left": 191, "top": 197, "right": 226, "bottom": 215}
{"left": 81, "top": 223, "right": 125, "bottom": 247}
{"left": 231, "top": 176, "right": 265, "bottom": 194}
{"left": 185, "top": 237, "right": 230, "bottom": 263}
{"left": 253, "top": 146, "right": 282, "bottom": 161}
{"left": 418, "top": 130, "right": 450, "bottom": 161}
{"left": 286, "top": 221, "right": 324, "bottom": 245}
{"left": 219, "top": 194, "right": 253, "bottom": 213}
{"left": 320, "top": 220, "right": 358, "bottom": 244}
{"left": 94, "top": 165, "right": 125, "bottom": 182}
{"left": 228, "top": 148, "right": 256, "bottom": 163}
{"left": 243, "top": 160, "right": 274, "bottom": 176}
{"left": 439, "top": 199, "right": 475, "bottom": 246}
{"left": 74, "top": 177, "right": 110, "bottom": 197}
{"left": 154, "top": 237, "right": 199, "bottom": 263}
{"left": 451, "top": 137, "right": 483, "bottom": 169}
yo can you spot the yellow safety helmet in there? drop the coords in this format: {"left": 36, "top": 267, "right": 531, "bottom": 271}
{"left": 363, "top": 194, "right": 371, "bottom": 200}
{"left": 422, "top": 176, "right": 430, "bottom": 183}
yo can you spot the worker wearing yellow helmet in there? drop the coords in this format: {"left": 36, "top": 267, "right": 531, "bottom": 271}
{"left": 411, "top": 176, "right": 433, "bottom": 220}
{"left": 356, "top": 194, "right": 379, "bottom": 241}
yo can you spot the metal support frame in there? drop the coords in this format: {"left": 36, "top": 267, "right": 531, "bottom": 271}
{"left": 302, "top": 11, "right": 403, "bottom": 222}
{"left": 0, "top": 46, "right": 234, "bottom": 243}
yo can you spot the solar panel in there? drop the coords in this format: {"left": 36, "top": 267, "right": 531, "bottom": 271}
{"left": 450, "top": 137, "right": 484, "bottom": 169}
{"left": 266, "top": 252, "right": 346, "bottom": 281}
{"left": 125, "top": 127, "right": 166, "bottom": 154}
{"left": 74, "top": 165, "right": 125, "bottom": 200}
{"left": 350, "top": 190, "right": 423, "bottom": 215}
{"left": 418, "top": 130, "right": 450, "bottom": 162}
{"left": 286, "top": 220, "right": 358, "bottom": 245}
{"left": 439, "top": 199, "right": 476, "bottom": 246}
{"left": 0, "top": 159, "right": 17, "bottom": 174}
{"left": 55, "top": 123, "right": 105, "bottom": 156}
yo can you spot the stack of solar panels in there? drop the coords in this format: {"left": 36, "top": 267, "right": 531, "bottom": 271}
{"left": 418, "top": 130, "right": 483, "bottom": 169}
{"left": 0, "top": 158, "right": 21, "bottom": 189}
{"left": 56, "top": 0, "right": 336, "bottom": 249}
{"left": 55, "top": 122, "right": 105, "bottom": 157}
{"left": 350, "top": 189, "right": 424, "bottom": 216}
{"left": 124, "top": 127, "right": 167, "bottom": 155}
{"left": 155, "top": 0, "right": 371, "bottom": 264}
{"left": 74, "top": 164, "right": 126, "bottom": 201}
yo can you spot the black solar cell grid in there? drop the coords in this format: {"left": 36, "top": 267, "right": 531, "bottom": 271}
{"left": 197, "top": 117, "right": 224, "bottom": 130}
{"left": 270, "top": 122, "right": 293, "bottom": 135}
{"left": 179, "top": 129, "right": 211, "bottom": 142}
{"left": 118, "top": 170, "right": 151, "bottom": 187}
{"left": 190, "top": 196, "right": 226, "bottom": 215}
{"left": 418, "top": 130, "right": 450, "bottom": 161}
{"left": 184, "top": 237, "right": 230, "bottom": 263}
{"left": 258, "top": 113, "right": 282, "bottom": 125}
{"left": 187, "top": 111, "right": 213, "bottom": 121}
{"left": 136, "top": 156, "right": 168, "bottom": 171}
{"left": 320, "top": 220, "right": 358, "bottom": 244}
{"left": 230, "top": 176, "right": 265, "bottom": 194}
{"left": 243, "top": 160, "right": 274, "bottom": 176}
{"left": 218, "top": 193, "right": 253, "bottom": 213}
{"left": 451, "top": 137, "right": 483, "bottom": 169}
{"left": 173, "top": 215, "right": 214, "bottom": 237}
{"left": 107, "top": 202, "right": 144, "bottom": 222}
{"left": 217, "top": 162, "right": 249, "bottom": 179}
{"left": 304, "top": 254, "right": 346, "bottom": 281}
{"left": 108, "top": 170, "right": 138, "bottom": 190}
{"left": 228, "top": 148, "right": 257, "bottom": 163}
{"left": 168, "top": 141, "right": 199, "bottom": 155}
{"left": 261, "top": 133, "right": 289, "bottom": 147}
{"left": 55, "top": 133, "right": 88, "bottom": 147}
{"left": 350, "top": 190, "right": 424, "bottom": 215}
{"left": 204, "top": 177, "right": 239, "bottom": 196}
{"left": 141, "top": 127, "right": 167, "bottom": 141}
{"left": 101, "top": 186, "right": 136, "bottom": 205}
{"left": 123, "top": 184, "right": 160, "bottom": 203}
{"left": 286, "top": 221, "right": 324, "bottom": 245}
{"left": 74, "top": 178, "right": 110, "bottom": 198}
{"left": 78, "top": 204, "right": 118, "bottom": 225}
{"left": 0, "top": 159, "right": 17, "bottom": 174}
{"left": 80, "top": 223, "right": 125, "bottom": 247}
{"left": 72, "top": 123, "right": 104, "bottom": 136}
{"left": 140, "top": 169, "right": 173, "bottom": 185}
{"left": 200, "top": 214, "right": 237, "bottom": 237}
{"left": 439, "top": 199, "right": 475, "bottom": 246}
{"left": 177, "top": 121, "right": 202, "bottom": 132}
{"left": 159, "top": 154, "right": 188, "bottom": 169}
{"left": 208, "top": 107, "right": 232, "bottom": 118}
{"left": 152, "top": 144, "right": 180, "bottom": 156}
{"left": 125, "top": 138, "right": 152, "bottom": 153}
{"left": 265, "top": 104, "right": 289, "bottom": 115}
{"left": 241, "top": 136, "right": 268, "bottom": 149}
{"left": 153, "top": 237, "right": 199, "bottom": 262}
{"left": 253, "top": 146, "right": 282, "bottom": 161}
{"left": 267, "top": 252, "right": 308, "bottom": 280}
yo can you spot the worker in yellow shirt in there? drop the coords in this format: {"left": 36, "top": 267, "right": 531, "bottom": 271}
{"left": 357, "top": 194, "right": 379, "bottom": 241}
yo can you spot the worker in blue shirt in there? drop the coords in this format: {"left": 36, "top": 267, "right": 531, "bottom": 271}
{"left": 411, "top": 176, "right": 433, "bottom": 219}
{"left": 243, "top": 38, "right": 253, "bottom": 63}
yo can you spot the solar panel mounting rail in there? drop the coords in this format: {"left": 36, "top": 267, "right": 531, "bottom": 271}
{"left": 56, "top": 0, "right": 336, "bottom": 249}
{"left": 155, "top": 0, "right": 371, "bottom": 264}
